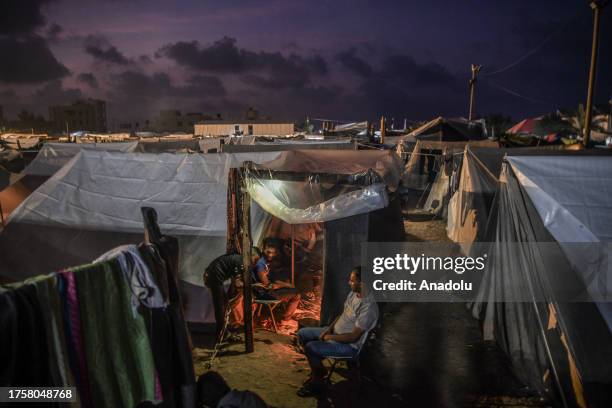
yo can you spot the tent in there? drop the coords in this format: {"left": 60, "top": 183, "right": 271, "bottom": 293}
{"left": 0, "top": 150, "right": 282, "bottom": 323}
{"left": 507, "top": 118, "right": 540, "bottom": 135}
{"left": 471, "top": 154, "right": 612, "bottom": 407}
{"left": 240, "top": 149, "right": 405, "bottom": 324}
{"left": 446, "top": 146, "right": 585, "bottom": 252}
{"left": 404, "top": 117, "right": 488, "bottom": 142}
{"left": 221, "top": 138, "right": 357, "bottom": 153}
{"left": 446, "top": 146, "right": 506, "bottom": 250}
{"left": 0, "top": 142, "right": 141, "bottom": 220}
{"left": 401, "top": 139, "right": 497, "bottom": 190}
{"left": 23, "top": 141, "right": 139, "bottom": 177}
{"left": 135, "top": 138, "right": 200, "bottom": 153}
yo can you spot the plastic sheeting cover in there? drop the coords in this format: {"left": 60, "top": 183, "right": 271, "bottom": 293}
{"left": 12, "top": 150, "right": 281, "bottom": 233}
{"left": 509, "top": 155, "right": 612, "bottom": 331}
{"left": 472, "top": 159, "right": 612, "bottom": 406}
{"left": 447, "top": 147, "right": 499, "bottom": 250}
{"left": 24, "top": 142, "right": 139, "bottom": 177}
{"left": 245, "top": 149, "right": 398, "bottom": 224}
{"left": 246, "top": 177, "right": 388, "bottom": 224}
{"left": 252, "top": 149, "right": 402, "bottom": 191}
{"left": 508, "top": 156, "right": 612, "bottom": 243}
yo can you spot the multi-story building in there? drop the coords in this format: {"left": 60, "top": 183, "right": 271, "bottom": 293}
{"left": 49, "top": 99, "right": 107, "bottom": 133}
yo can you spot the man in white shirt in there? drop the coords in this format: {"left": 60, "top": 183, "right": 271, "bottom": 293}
{"left": 296, "top": 266, "right": 379, "bottom": 397}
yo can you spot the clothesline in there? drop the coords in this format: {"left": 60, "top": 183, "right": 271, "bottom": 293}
{"left": 0, "top": 241, "right": 195, "bottom": 407}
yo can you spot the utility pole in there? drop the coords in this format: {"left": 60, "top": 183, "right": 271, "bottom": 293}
{"left": 583, "top": 0, "right": 608, "bottom": 146}
{"left": 468, "top": 64, "right": 482, "bottom": 121}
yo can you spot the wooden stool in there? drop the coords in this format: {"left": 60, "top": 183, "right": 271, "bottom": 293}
{"left": 254, "top": 299, "right": 282, "bottom": 333}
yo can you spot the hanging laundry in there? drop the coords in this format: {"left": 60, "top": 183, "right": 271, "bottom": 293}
{"left": 94, "top": 244, "right": 168, "bottom": 314}
{"left": 73, "top": 259, "right": 160, "bottom": 407}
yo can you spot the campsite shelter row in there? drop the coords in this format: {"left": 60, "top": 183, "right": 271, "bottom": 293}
{"left": 408, "top": 137, "right": 612, "bottom": 408}
{"left": 0, "top": 141, "right": 403, "bottom": 327}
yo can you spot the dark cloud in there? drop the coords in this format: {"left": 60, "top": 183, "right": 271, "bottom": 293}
{"left": 186, "top": 75, "right": 226, "bottom": 96}
{"left": 106, "top": 70, "right": 234, "bottom": 120}
{"left": 0, "top": 0, "right": 55, "bottom": 35}
{"left": 380, "top": 55, "right": 457, "bottom": 87}
{"left": 25, "top": 80, "right": 84, "bottom": 113}
{"left": 159, "top": 37, "right": 252, "bottom": 73}
{"left": 159, "top": 37, "right": 327, "bottom": 89}
{"left": 77, "top": 72, "right": 98, "bottom": 88}
{"left": 46, "top": 23, "right": 63, "bottom": 42}
{"left": 138, "top": 55, "right": 153, "bottom": 64}
{"left": 0, "top": 36, "right": 69, "bottom": 83}
{"left": 85, "top": 36, "right": 130, "bottom": 65}
{"left": 336, "top": 48, "right": 373, "bottom": 78}
{"left": 111, "top": 70, "right": 226, "bottom": 98}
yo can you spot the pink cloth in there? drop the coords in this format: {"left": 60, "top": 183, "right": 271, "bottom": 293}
{"left": 61, "top": 271, "right": 93, "bottom": 407}
{"left": 154, "top": 371, "right": 163, "bottom": 402}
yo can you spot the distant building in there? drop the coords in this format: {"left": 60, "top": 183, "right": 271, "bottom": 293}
{"left": 194, "top": 107, "right": 292, "bottom": 136}
{"left": 49, "top": 99, "right": 107, "bottom": 133}
{"left": 194, "top": 120, "right": 295, "bottom": 137}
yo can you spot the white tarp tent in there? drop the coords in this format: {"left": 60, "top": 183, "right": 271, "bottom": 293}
{"left": 472, "top": 154, "right": 612, "bottom": 406}
{"left": 508, "top": 156, "right": 612, "bottom": 328}
{"left": 0, "top": 149, "right": 281, "bottom": 323}
{"left": 23, "top": 142, "right": 139, "bottom": 177}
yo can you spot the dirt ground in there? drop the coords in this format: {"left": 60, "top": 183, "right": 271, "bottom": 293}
{"left": 192, "top": 329, "right": 405, "bottom": 408}
{"left": 190, "top": 194, "right": 550, "bottom": 408}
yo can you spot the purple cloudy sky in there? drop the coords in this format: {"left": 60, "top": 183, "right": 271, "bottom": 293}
{"left": 1, "top": 0, "right": 611, "bottom": 125}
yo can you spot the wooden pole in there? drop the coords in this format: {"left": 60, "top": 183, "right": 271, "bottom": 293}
{"left": 468, "top": 64, "right": 482, "bottom": 121}
{"left": 583, "top": 1, "right": 607, "bottom": 146}
{"left": 291, "top": 224, "right": 295, "bottom": 286}
{"left": 380, "top": 116, "right": 386, "bottom": 144}
{"left": 241, "top": 180, "right": 254, "bottom": 353}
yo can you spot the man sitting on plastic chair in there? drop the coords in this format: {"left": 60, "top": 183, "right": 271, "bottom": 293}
{"left": 296, "top": 266, "right": 379, "bottom": 397}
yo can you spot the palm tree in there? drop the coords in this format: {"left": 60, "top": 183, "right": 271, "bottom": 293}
{"left": 561, "top": 104, "right": 606, "bottom": 136}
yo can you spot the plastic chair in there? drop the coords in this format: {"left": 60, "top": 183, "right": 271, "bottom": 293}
{"left": 324, "top": 330, "right": 374, "bottom": 385}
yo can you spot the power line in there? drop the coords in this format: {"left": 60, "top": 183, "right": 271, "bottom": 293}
{"left": 481, "top": 14, "right": 584, "bottom": 77}
{"left": 482, "top": 79, "right": 553, "bottom": 105}
{"left": 481, "top": 32, "right": 557, "bottom": 77}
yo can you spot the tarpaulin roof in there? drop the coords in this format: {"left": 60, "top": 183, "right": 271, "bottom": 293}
{"left": 1, "top": 150, "right": 281, "bottom": 283}
{"left": 244, "top": 150, "right": 402, "bottom": 224}
{"left": 406, "top": 117, "right": 488, "bottom": 141}
{"left": 250, "top": 149, "right": 401, "bottom": 189}
{"left": 24, "top": 142, "right": 139, "bottom": 177}
{"left": 507, "top": 118, "right": 539, "bottom": 135}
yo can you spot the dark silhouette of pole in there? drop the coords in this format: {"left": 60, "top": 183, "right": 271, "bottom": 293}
{"left": 468, "top": 64, "right": 482, "bottom": 121}
{"left": 583, "top": 0, "right": 608, "bottom": 146}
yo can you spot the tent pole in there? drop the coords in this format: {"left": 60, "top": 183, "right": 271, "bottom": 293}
{"left": 291, "top": 224, "right": 295, "bottom": 286}
{"left": 240, "top": 175, "right": 255, "bottom": 353}
{"left": 583, "top": 1, "right": 606, "bottom": 146}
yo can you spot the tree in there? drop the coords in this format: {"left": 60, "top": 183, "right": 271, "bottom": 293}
{"left": 485, "top": 113, "right": 512, "bottom": 139}
{"left": 561, "top": 104, "right": 606, "bottom": 136}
